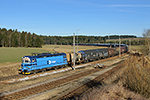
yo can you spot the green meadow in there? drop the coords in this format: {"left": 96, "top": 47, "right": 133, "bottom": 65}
{"left": 0, "top": 45, "right": 145, "bottom": 65}
{"left": 131, "top": 45, "right": 145, "bottom": 50}
{"left": 0, "top": 47, "right": 49, "bottom": 65}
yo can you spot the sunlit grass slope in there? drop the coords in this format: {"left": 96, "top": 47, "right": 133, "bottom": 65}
{"left": 0, "top": 45, "right": 104, "bottom": 65}
{"left": 0, "top": 45, "right": 144, "bottom": 65}
{"left": 0, "top": 47, "right": 49, "bottom": 64}
{"left": 42, "top": 45, "right": 107, "bottom": 53}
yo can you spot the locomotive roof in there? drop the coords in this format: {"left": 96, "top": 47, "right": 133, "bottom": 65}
{"left": 24, "top": 52, "right": 66, "bottom": 58}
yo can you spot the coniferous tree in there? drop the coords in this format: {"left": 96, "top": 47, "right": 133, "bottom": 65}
{"left": 21, "top": 31, "right": 25, "bottom": 47}
{"left": 18, "top": 32, "right": 21, "bottom": 47}
{"left": 27, "top": 32, "right": 32, "bottom": 47}
{"left": 0, "top": 27, "right": 143, "bottom": 47}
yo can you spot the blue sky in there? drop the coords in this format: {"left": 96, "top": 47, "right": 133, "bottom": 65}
{"left": 0, "top": 0, "right": 150, "bottom": 37}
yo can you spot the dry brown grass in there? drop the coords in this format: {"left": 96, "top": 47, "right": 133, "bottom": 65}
{"left": 0, "top": 63, "right": 21, "bottom": 78}
{"left": 42, "top": 45, "right": 107, "bottom": 53}
{"left": 80, "top": 55, "right": 150, "bottom": 100}
{"left": 122, "top": 56, "right": 150, "bottom": 98}
{"left": 81, "top": 84, "right": 146, "bottom": 100}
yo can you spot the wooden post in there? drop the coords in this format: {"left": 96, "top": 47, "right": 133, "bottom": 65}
{"left": 119, "top": 36, "right": 121, "bottom": 57}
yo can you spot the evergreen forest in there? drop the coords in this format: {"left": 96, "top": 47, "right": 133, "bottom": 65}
{"left": 0, "top": 28, "right": 142, "bottom": 48}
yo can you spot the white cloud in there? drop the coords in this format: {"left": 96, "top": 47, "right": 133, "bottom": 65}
{"left": 105, "top": 5, "right": 150, "bottom": 7}
{"left": 61, "top": 0, "right": 150, "bottom": 8}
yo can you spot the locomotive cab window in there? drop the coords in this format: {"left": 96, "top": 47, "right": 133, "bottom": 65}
{"left": 22, "top": 57, "right": 31, "bottom": 63}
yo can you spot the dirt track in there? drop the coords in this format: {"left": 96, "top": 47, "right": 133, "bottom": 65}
{"left": 0, "top": 69, "right": 101, "bottom": 100}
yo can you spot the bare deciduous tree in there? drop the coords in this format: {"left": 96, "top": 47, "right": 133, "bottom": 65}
{"left": 143, "top": 29, "right": 150, "bottom": 55}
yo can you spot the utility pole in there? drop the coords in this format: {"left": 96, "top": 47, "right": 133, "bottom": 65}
{"left": 130, "top": 38, "right": 131, "bottom": 52}
{"left": 108, "top": 33, "right": 110, "bottom": 44}
{"left": 73, "top": 33, "right": 75, "bottom": 70}
{"left": 149, "top": 35, "right": 150, "bottom": 55}
{"left": 77, "top": 29, "right": 79, "bottom": 53}
{"left": 119, "top": 36, "right": 121, "bottom": 57}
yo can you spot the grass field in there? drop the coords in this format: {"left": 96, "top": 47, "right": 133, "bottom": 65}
{"left": 43, "top": 45, "right": 145, "bottom": 52}
{"left": 0, "top": 47, "right": 49, "bottom": 65}
{"left": 0, "top": 45, "right": 103, "bottom": 65}
{"left": 106, "top": 38, "right": 144, "bottom": 42}
{"left": 42, "top": 45, "right": 106, "bottom": 53}
{"left": 131, "top": 45, "right": 145, "bottom": 50}
{"left": 130, "top": 45, "right": 146, "bottom": 55}
{"left": 0, "top": 45, "right": 145, "bottom": 65}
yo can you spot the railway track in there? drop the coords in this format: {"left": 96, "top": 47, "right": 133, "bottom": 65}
{"left": 0, "top": 59, "right": 127, "bottom": 100}
{"left": 0, "top": 53, "right": 128, "bottom": 83}
{"left": 57, "top": 62, "right": 125, "bottom": 100}
{"left": 0, "top": 53, "right": 129, "bottom": 100}
{"left": 0, "top": 68, "right": 101, "bottom": 100}
{"left": 0, "top": 74, "right": 24, "bottom": 82}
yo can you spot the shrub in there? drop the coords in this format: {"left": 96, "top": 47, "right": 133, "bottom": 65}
{"left": 122, "top": 56, "right": 150, "bottom": 98}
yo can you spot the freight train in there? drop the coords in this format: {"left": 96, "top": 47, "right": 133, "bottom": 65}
{"left": 19, "top": 44, "right": 128, "bottom": 74}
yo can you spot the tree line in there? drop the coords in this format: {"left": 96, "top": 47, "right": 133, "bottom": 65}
{"left": 0, "top": 27, "right": 142, "bottom": 48}
{"left": 0, "top": 28, "right": 44, "bottom": 47}
{"left": 41, "top": 35, "right": 106, "bottom": 45}
{"left": 41, "top": 35, "right": 138, "bottom": 45}
{"left": 104, "top": 35, "right": 137, "bottom": 39}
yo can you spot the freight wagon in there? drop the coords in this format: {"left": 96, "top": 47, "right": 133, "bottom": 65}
{"left": 19, "top": 44, "right": 128, "bottom": 74}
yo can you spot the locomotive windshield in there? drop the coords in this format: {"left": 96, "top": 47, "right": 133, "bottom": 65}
{"left": 22, "top": 57, "right": 31, "bottom": 63}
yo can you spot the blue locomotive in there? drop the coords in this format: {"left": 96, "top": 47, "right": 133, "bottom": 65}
{"left": 19, "top": 53, "right": 68, "bottom": 74}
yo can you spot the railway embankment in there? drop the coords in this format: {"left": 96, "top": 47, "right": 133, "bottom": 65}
{"left": 0, "top": 53, "right": 129, "bottom": 100}
{"left": 69, "top": 55, "right": 150, "bottom": 100}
